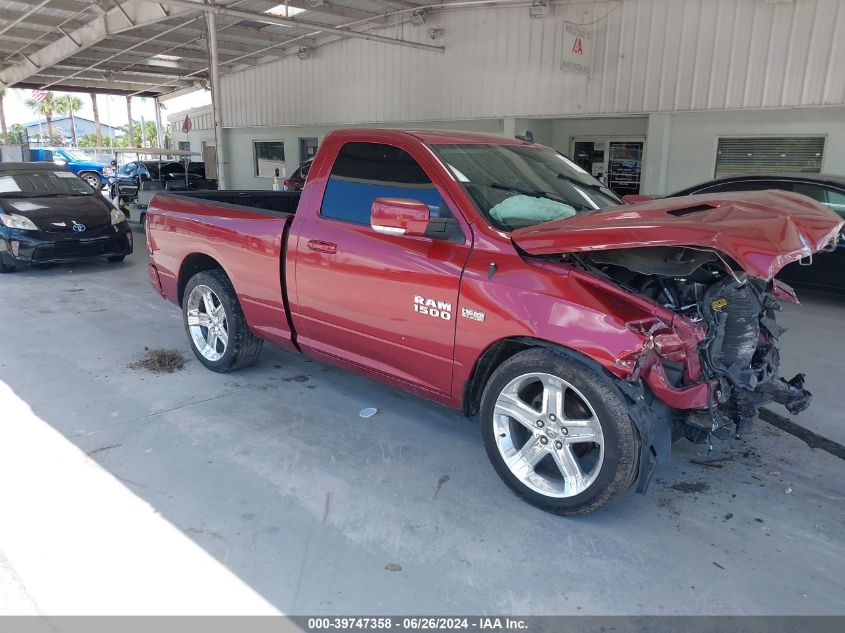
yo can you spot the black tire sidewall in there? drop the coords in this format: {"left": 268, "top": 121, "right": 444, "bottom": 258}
{"left": 480, "top": 348, "right": 639, "bottom": 515}
{"left": 83, "top": 172, "right": 102, "bottom": 189}
{"left": 182, "top": 270, "right": 247, "bottom": 372}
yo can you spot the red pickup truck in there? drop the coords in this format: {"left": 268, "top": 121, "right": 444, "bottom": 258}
{"left": 146, "top": 129, "right": 843, "bottom": 515}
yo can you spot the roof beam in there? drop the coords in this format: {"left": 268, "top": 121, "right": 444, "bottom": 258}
{"left": 0, "top": 0, "right": 195, "bottom": 88}
{"left": 29, "top": 70, "right": 193, "bottom": 87}
{"left": 13, "top": 80, "right": 168, "bottom": 98}
{"left": 50, "top": 62, "right": 205, "bottom": 81}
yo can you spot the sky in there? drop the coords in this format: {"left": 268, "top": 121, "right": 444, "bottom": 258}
{"left": 2, "top": 88, "right": 211, "bottom": 131}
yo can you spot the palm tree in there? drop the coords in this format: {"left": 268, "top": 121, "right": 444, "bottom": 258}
{"left": 89, "top": 92, "right": 102, "bottom": 147}
{"left": 0, "top": 89, "right": 7, "bottom": 143}
{"left": 55, "top": 94, "right": 83, "bottom": 146}
{"left": 8, "top": 123, "right": 26, "bottom": 144}
{"left": 24, "top": 91, "right": 58, "bottom": 143}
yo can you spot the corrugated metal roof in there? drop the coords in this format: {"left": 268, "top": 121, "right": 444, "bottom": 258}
{"left": 0, "top": 0, "right": 430, "bottom": 96}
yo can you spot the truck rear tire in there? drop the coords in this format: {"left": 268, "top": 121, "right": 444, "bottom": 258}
{"left": 182, "top": 269, "right": 263, "bottom": 372}
{"left": 479, "top": 348, "right": 639, "bottom": 516}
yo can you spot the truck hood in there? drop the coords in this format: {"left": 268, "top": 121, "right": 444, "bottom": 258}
{"left": 70, "top": 160, "right": 106, "bottom": 170}
{"left": 511, "top": 191, "right": 844, "bottom": 280}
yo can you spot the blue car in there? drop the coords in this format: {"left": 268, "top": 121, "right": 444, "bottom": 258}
{"left": 29, "top": 147, "right": 114, "bottom": 190}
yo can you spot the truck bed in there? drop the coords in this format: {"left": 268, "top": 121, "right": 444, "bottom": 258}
{"left": 147, "top": 190, "right": 301, "bottom": 351}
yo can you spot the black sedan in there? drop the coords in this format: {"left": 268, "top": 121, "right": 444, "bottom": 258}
{"left": 0, "top": 163, "right": 132, "bottom": 273}
{"left": 627, "top": 174, "right": 845, "bottom": 292}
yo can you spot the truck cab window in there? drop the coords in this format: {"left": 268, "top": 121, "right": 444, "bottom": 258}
{"left": 320, "top": 142, "right": 449, "bottom": 224}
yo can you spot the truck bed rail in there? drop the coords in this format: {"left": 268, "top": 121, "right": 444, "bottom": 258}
{"left": 171, "top": 190, "right": 301, "bottom": 215}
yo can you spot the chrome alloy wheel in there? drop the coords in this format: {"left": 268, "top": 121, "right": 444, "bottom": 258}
{"left": 186, "top": 285, "right": 229, "bottom": 362}
{"left": 493, "top": 372, "right": 604, "bottom": 498}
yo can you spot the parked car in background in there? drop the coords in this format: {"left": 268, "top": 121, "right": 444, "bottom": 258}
{"left": 0, "top": 163, "right": 132, "bottom": 273}
{"left": 624, "top": 174, "right": 845, "bottom": 292}
{"left": 145, "top": 129, "right": 842, "bottom": 515}
{"left": 283, "top": 158, "right": 313, "bottom": 192}
{"left": 29, "top": 147, "right": 114, "bottom": 189}
{"left": 111, "top": 151, "right": 217, "bottom": 218}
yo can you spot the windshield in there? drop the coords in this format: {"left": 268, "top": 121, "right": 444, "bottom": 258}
{"left": 430, "top": 144, "right": 622, "bottom": 231}
{"left": 0, "top": 170, "right": 95, "bottom": 198}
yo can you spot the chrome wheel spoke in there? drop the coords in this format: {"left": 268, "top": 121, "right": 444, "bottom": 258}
{"left": 506, "top": 436, "right": 547, "bottom": 480}
{"left": 215, "top": 326, "right": 229, "bottom": 347}
{"left": 540, "top": 374, "right": 563, "bottom": 419}
{"left": 186, "top": 310, "right": 212, "bottom": 328}
{"left": 494, "top": 387, "right": 540, "bottom": 432}
{"left": 551, "top": 444, "right": 586, "bottom": 493}
{"left": 201, "top": 289, "right": 216, "bottom": 316}
{"left": 564, "top": 416, "right": 601, "bottom": 443}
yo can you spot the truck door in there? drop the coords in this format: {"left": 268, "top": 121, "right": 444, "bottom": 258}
{"left": 293, "top": 141, "right": 471, "bottom": 396}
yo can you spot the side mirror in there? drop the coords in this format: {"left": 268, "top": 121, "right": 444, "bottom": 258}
{"left": 371, "top": 198, "right": 430, "bottom": 237}
{"left": 53, "top": 158, "right": 67, "bottom": 166}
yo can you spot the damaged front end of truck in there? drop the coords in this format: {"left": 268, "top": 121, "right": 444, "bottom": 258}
{"left": 513, "top": 191, "right": 843, "bottom": 483}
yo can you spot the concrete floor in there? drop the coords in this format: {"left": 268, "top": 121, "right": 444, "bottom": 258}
{"left": 1, "top": 231, "right": 843, "bottom": 615}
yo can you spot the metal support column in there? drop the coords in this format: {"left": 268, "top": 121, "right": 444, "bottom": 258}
{"left": 154, "top": 96, "right": 164, "bottom": 148}
{"left": 206, "top": 9, "right": 227, "bottom": 189}
{"left": 125, "top": 96, "right": 134, "bottom": 147}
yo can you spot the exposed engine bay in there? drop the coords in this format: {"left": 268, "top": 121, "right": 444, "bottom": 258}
{"left": 578, "top": 246, "right": 813, "bottom": 443}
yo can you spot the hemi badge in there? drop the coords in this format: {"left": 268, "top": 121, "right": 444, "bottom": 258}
{"left": 461, "top": 307, "right": 485, "bottom": 322}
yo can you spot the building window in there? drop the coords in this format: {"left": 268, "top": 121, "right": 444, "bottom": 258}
{"left": 715, "top": 137, "right": 825, "bottom": 178}
{"left": 178, "top": 141, "right": 190, "bottom": 151}
{"left": 254, "top": 141, "right": 285, "bottom": 177}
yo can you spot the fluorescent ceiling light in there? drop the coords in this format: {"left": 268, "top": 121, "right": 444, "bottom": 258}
{"left": 265, "top": 4, "right": 308, "bottom": 18}
{"left": 154, "top": 54, "right": 181, "bottom": 61}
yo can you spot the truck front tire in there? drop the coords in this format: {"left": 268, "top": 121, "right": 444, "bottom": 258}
{"left": 182, "top": 269, "right": 263, "bottom": 372}
{"left": 479, "top": 348, "right": 640, "bottom": 515}
{"left": 80, "top": 172, "right": 102, "bottom": 189}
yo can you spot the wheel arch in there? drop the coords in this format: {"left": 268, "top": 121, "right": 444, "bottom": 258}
{"left": 462, "top": 336, "right": 607, "bottom": 417}
{"left": 177, "top": 252, "right": 228, "bottom": 307}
